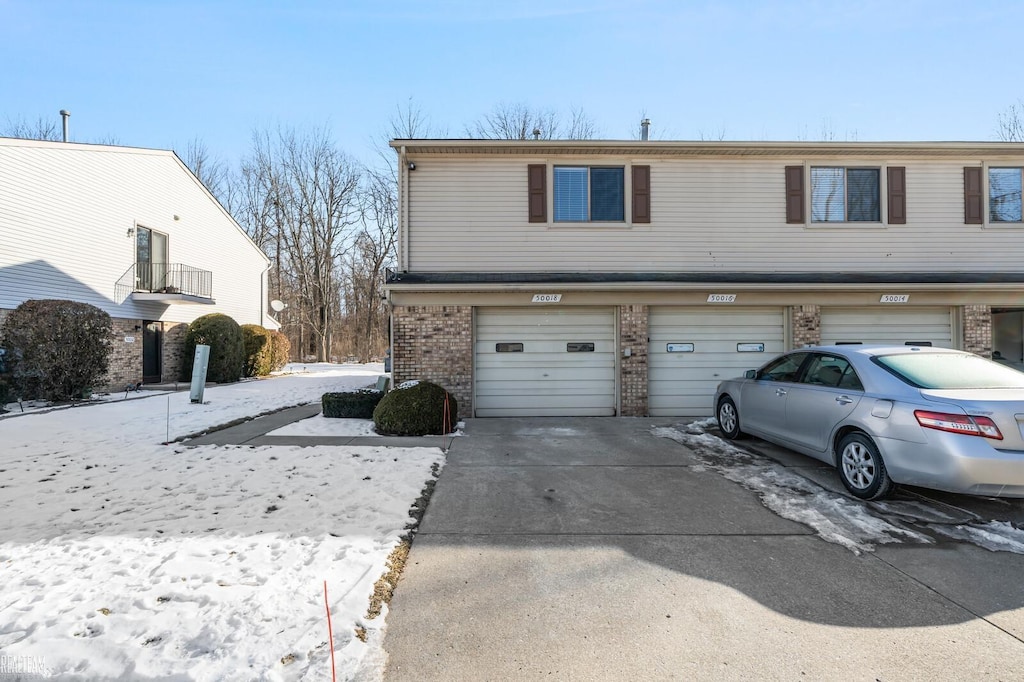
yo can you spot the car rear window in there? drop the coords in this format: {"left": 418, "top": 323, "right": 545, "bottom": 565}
{"left": 874, "top": 352, "right": 1024, "bottom": 389}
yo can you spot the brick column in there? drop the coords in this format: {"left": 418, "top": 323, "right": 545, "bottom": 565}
{"left": 392, "top": 305, "right": 473, "bottom": 414}
{"left": 105, "top": 318, "right": 143, "bottom": 390}
{"left": 619, "top": 305, "right": 649, "bottom": 417}
{"left": 162, "top": 322, "right": 188, "bottom": 383}
{"left": 962, "top": 305, "right": 992, "bottom": 356}
{"left": 790, "top": 305, "right": 820, "bottom": 348}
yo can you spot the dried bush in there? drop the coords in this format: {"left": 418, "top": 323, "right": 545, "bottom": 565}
{"left": 241, "top": 324, "right": 274, "bottom": 377}
{"left": 269, "top": 330, "right": 291, "bottom": 371}
{"left": 1, "top": 299, "right": 112, "bottom": 401}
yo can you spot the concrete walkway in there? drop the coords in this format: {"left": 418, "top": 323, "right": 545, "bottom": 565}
{"left": 382, "top": 417, "right": 1024, "bottom": 681}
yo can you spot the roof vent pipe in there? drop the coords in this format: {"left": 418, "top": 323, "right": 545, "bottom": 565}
{"left": 59, "top": 109, "right": 70, "bottom": 142}
{"left": 640, "top": 118, "right": 651, "bottom": 141}
{"left": 532, "top": 127, "right": 541, "bottom": 140}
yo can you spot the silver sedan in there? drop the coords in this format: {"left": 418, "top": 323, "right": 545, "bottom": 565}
{"left": 713, "top": 345, "right": 1024, "bottom": 500}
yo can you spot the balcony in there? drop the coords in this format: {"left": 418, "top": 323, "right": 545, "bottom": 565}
{"left": 116, "top": 262, "right": 215, "bottom": 305}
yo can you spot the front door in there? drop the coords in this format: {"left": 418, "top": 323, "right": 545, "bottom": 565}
{"left": 142, "top": 321, "right": 162, "bottom": 384}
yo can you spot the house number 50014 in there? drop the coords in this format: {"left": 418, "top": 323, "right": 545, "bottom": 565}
{"left": 880, "top": 294, "right": 910, "bottom": 303}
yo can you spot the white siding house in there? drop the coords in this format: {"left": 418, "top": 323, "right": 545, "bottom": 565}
{"left": 0, "top": 137, "right": 273, "bottom": 388}
{"left": 386, "top": 139, "right": 1024, "bottom": 418}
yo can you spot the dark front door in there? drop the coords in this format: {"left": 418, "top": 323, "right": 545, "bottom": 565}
{"left": 142, "top": 321, "right": 162, "bottom": 384}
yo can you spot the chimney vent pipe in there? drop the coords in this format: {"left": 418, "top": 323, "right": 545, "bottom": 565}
{"left": 59, "top": 109, "right": 70, "bottom": 142}
{"left": 640, "top": 118, "right": 651, "bottom": 141}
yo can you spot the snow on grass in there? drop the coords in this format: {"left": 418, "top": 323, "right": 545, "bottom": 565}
{"left": 0, "top": 363, "right": 444, "bottom": 680}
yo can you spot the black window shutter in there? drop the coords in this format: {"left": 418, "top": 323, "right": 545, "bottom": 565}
{"left": 964, "top": 166, "right": 983, "bottom": 224}
{"left": 632, "top": 165, "right": 651, "bottom": 223}
{"left": 785, "top": 166, "right": 804, "bottom": 223}
{"left": 528, "top": 164, "right": 547, "bottom": 223}
{"left": 887, "top": 167, "right": 906, "bottom": 224}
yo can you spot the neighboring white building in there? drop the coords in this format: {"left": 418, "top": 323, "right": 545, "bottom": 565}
{"left": 386, "top": 138, "right": 1024, "bottom": 417}
{"left": 0, "top": 137, "right": 274, "bottom": 389}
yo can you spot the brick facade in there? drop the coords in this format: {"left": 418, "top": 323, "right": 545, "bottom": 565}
{"left": 790, "top": 305, "right": 820, "bottom": 348}
{"left": 619, "top": 305, "right": 648, "bottom": 416}
{"left": 162, "top": 321, "right": 188, "bottom": 383}
{"left": 105, "top": 318, "right": 144, "bottom": 390}
{"left": 392, "top": 305, "right": 473, "bottom": 414}
{"left": 962, "top": 305, "right": 992, "bottom": 357}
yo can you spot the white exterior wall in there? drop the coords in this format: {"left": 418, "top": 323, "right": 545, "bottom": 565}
{"left": 0, "top": 141, "right": 270, "bottom": 326}
{"left": 405, "top": 155, "right": 1024, "bottom": 274}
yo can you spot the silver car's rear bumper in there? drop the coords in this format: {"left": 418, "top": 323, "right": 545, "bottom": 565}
{"left": 878, "top": 432, "right": 1024, "bottom": 497}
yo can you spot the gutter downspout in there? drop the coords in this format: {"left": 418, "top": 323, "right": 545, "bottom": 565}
{"left": 399, "top": 145, "right": 409, "bottom": 273}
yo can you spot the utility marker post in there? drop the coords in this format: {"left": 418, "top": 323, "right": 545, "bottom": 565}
{"left": 190, "top": 344, "right": 211, "bottom": 404}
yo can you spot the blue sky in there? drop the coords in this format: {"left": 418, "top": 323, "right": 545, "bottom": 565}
{"left": 2, "top": 0, "right": 1022, "bottom": 167}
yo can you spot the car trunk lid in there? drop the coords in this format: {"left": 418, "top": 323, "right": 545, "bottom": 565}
{"left": 921, "top": 389, "right": 1024, "bottom": 450}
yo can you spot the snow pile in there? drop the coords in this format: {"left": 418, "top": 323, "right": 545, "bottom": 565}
{"left": 268, "top": 416, "right": 380, "bottom": 437}
{"left": 0, "top": 363, "right": 444, "bottom": 680}
{"left": 656, "top": 421, "right": 1024, "bottom": 556}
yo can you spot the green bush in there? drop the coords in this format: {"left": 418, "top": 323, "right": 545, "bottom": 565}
{"left": 322, "top": 388, "right": 384, "bottom": 419}
{"left": 0, "top": 299, "right": 112, "bottom": 401}
{"left": 0, "top": 375, "right": 10, "bottom": 407}
{"left": 373, "top": 380, "right": 458, "bottom": 436}
{"left": 269, "top": 330, "right": 291, "bottom": 371}
{"left": 241, "top": 324, "right": 274, "bottom": 377}
{"left": 180, "top": 313, "right": 244, "bottom": 384}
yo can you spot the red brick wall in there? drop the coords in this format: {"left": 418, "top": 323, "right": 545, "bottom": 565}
{"left": 619, "top": 305, "right": 648, "bottom": 416}
{"left": 963, "top": 305, "right": 992, "bottom": 356}
{"left": 392, "top": 305, "right": 473, "bottom": 414}
{"left": 790, "top": 305, "right": 820, "bottom": 348}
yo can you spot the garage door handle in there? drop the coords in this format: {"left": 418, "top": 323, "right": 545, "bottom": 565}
{"left": 835, "top": 395, "right": 854, "bottom": 405}
{"left": 775, "top": 388, "right": 787, "bottom": 396}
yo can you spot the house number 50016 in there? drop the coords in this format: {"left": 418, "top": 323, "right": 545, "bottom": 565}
{"left": 707, "top": 294, "right": 737, "bottom": 303}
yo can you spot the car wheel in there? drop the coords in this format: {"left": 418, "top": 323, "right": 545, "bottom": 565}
{"left": 717, "top": 396, "right": 746, "bottom": 440}
{"left": 836, "top": 432, "right": 895, "bottom": 500}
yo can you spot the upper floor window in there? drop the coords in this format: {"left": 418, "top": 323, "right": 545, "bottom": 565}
{"left": 989, "top": 167, "right": 1023, "bottom": 222}
{"left": 553, "top": 166, "right": 624, "bottom": 222}
{"left": 811, "top": 167, "right": 880, "bottom": 222}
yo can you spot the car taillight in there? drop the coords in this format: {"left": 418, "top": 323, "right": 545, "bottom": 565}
{"left": 914, "top": 410, "right": 1004, "bottom": 440}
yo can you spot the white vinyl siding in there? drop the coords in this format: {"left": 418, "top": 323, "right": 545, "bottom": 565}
{"left": 0, "top": 142, "right": 269, "bottom": 326}
{"left": 475, "top": 307, "right": 616, "bottom": 417}
{"left": 405, "top": 158, "right": 1024, "bottom": 274}
{"left": 819, "top": 307, "right": 954, "bottom": 348}
{"left": 649, "top": 307, "right": 786, "bottom": 416}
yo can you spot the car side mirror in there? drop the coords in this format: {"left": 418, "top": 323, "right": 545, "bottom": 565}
{"left": 744, "top": 369, "right": 757, "bottom": 379}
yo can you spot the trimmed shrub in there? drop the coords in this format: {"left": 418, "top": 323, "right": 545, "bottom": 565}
{"left": 241, "top": 324, "right": 273, "bottom": 377}
{"left": 269, "top": 330, "right": 291, "bottom": 371}
{"left": 373, "top": 380, "right": 458, "bottom": 436}
{"left": 1, "top": 299, "right": 112, "bottom": 401}
{"left": 322, "top": 388, "right": 384, "bottom": 419}
{"left": 180, "top": 313, "right": 244, "bottom": 384}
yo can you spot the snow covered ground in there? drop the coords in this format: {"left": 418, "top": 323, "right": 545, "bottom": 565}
{"left": 0, "top": 363, "right": 444, "bottom": 680}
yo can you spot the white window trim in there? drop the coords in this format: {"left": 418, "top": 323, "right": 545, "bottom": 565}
{"left": 982, "top": 162, "right": 1024, "bottom": 229}
{"left": 545, "top": 161, "right": 637, "bottom": 229}
{"left": 802, "top": 162, "right": 889, "bottom": 229}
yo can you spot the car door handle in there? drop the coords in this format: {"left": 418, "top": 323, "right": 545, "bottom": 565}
{"left": 835, "top": 395, "right": 854, "bottom": 405}
{"left": 775, "top": 388, "right": 787, "bottom": 396}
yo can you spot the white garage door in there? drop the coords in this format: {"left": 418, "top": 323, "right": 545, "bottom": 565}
{"left": 820, "top": 307, "right": 954, "bottom": 348}
{"left": 475, "top": 307, "right": 616, "bottom": 417}
{"left": 649, "top": 307, "right": 786, "bottom": 417}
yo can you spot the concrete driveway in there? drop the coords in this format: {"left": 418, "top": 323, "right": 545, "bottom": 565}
{"left": 383, "top": 417, "right": 1024, "bottom": 681}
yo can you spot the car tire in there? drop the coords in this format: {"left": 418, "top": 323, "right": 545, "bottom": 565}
{"left": 717, "top": 396, "right": 746, "bottom": 440}
{"left": 836, "top": 432, "right": 895, "bottom": 500}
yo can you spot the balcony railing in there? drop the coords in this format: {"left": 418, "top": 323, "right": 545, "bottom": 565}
{"left": 116, "top": 262, "right": 214, "bottom": 303}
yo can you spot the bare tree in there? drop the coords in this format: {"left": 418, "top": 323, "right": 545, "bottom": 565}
{"left": 997, "top": 100, "right": 1024, "bottom": 141}
{"left": 3, "top": 115, "right": 61, "bottom": 141}
{"left": 179, "top": 137, "right": 233, "bottom": 208}
{"left": 468, "top": 102, "right": 597, "bottom": 140}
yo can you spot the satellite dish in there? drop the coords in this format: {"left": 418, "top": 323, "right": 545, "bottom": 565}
{"left": 270, "top": 299, "right": 286, "bottom": 312}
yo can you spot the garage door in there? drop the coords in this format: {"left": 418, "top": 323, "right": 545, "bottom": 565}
{"left": 820, "top": 307, "right": 953, "bottom": 348}
{"left": 649, "top": 307, "right": 786, "bottom": 417}
{"left": 475, "top": 307, "right": 616, "bottom": 417}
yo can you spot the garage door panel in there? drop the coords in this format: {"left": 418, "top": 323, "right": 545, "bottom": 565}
{"left": 649, "top": 307, "right": 785, "bottom": 417}
{"left": 820, "top": 307, "right": 953, "bottom": 347}
{"left": 475, "top": 307, "right": 616, "bottom": 417}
